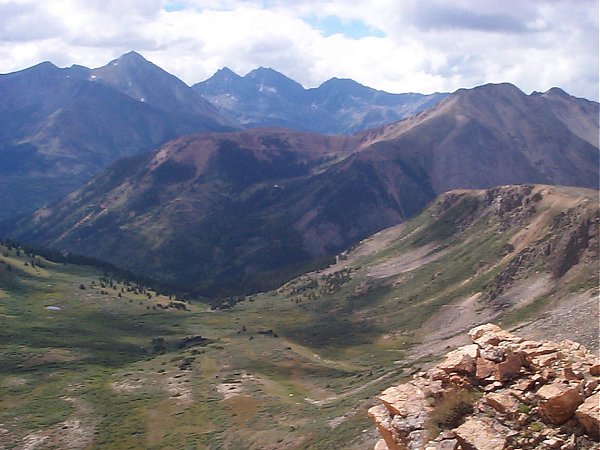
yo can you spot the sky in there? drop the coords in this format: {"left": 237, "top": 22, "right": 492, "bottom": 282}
{"left": 1, "top": 0, "right": 598, "bottom": 100}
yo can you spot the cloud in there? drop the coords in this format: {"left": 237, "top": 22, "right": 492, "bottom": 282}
{"left": 0, "top": 0, "right": 597, "bottom": 100}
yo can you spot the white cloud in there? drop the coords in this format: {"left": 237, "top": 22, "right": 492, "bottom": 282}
{"left": 0, "top": 0, "right": 597, "bottom": 100}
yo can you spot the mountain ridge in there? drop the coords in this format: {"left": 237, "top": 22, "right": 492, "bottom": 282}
{"left": 193, "top": 66, "right": 449, "bottom": 134}
{"left": 0, "top": 52, "right": 236, "bottom": 221}
{"left": 6, "top": 82, "right": 598, "bottom": 295}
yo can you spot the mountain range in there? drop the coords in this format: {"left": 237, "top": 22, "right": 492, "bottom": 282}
{"left": 0, "top": 51, "right": 236, "bottom": 220}
{"left": 1, "top": 50, "right": 599, "bottom": 448}
{"left": 6, "top": 82, "right": 598, "bottom": 295}
{"left": 193, "top": 67, "right": 447, "bottom": 134}
{"left": 0, "top": 52, "right": 449, "bottom": 222}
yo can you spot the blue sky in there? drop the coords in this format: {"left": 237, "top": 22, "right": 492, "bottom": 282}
{"left": 304, "top": 15, "right": 386, "bottom": 39}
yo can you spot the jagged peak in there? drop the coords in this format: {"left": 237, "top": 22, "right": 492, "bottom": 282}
{"left": 33, "top": 61, "right": 59, "bottom": 70}
{"left": 319, "top": 77, "right": 364, "bottom": 87}
{"left": 97, "top": 51, "right": 153, "bottom": 71}
{"left": 244, "top": 66, "right": 305, "bottom": 91}
{"left": 211, "top": 66, "right": 242, "bottom": 80}
{"left": 118, "top": 50, "right": 148, "bottom": 62}
{"left": 217, "top": 66, "right": 239, "bottom": 76}
{"left": 245, "top": 67, "right": 300, "bottom": 83}
{"left": 246, "top": 66, "right": 281, "bottom": 76}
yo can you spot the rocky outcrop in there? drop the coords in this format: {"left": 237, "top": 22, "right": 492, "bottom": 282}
{"left": 369, "top": 324, "right": 600, "bottom": 449}
{"left": 484, "top": 194, "right": 599, "bottom": 305}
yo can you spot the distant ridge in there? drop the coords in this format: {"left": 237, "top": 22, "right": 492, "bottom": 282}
{"left": 193, "top": 67, "right": 448, "bottom": 134}
{"left": 0, "top": 52, "right": 236, "bottom": 221}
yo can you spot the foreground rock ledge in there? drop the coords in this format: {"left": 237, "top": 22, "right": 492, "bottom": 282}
{"left": 369, "top": 324, "right": 600, "bottom": 450}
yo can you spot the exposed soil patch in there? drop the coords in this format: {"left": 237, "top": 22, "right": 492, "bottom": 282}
{"left": 1, "top": 377, "right": 27, "bottom": 388}
{"left": 216, "top": 373, "right": 260, "bottom": 400}
{"left": 19, "top": 396, "right": 94, "bottom": 450}
{"left": 111, "top": 377, "right": 144, "bottom": 394}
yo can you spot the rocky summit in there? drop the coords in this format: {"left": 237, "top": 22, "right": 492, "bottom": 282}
{"left": 369, "top": 324, "right": 600, "bottom": 450}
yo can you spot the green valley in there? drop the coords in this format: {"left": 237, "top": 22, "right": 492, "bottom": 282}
{"left": 1, "top": 184, "right": 597, "bottom": 449}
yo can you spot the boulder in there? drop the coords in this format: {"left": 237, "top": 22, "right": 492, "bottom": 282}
{"left": 469, "top": 324, "right": 503, "bottom": 342}
{"left": 493, "top": 352, "right": 522, "bottom": 381}
{"left": 436, "top": 439, "right": 459, "bottom": 450}
{"left": 454, "top": 416, "right": 510, "bottom": 450}
{"left": 537, "top": 382, "right": 583, "bottom": 424}
{"left": 575, "top": 392, "right": 600, "bottom": 438}
{"left": 480, "top": 346, "right": 505, "bottom": 362}
{"left": 475, "top": 357, "right": 495, "bottom": 380}
{"left": 439, "top": 346, "right": 478, "bottom": 375}
{"left": 562, "top": 367, "right": 584, "bottom": 381}
{"left": 521, "top": 342, "right": 560, "bottom": 362}
{"left": 531, "top": 352, "right": 560, "bottom": 368}
{"left": 378, "top": 384, "right": 426, "bottom": 416}
{"left": 483, "top": 391, "right": 520, "bottom": 418}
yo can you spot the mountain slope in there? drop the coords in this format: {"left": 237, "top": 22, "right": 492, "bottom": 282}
{"left": 1, "top": 185, "right": 597, "bottom": 450}
{"left": 278, "top": 184, "right": 599, "bottom": 355}
{"left": 90, "top": 51, "right": 227, "bottom": 120}
{"left": 7, "top": 129, "right": 359, "bottom": 293}
{"left": 0, "top": 53, "right": 235, "bottom": 221}
{"left": 6, "top": 84, "right": 598, "bottom": 294}
{"left": 274, "top": 83, "right": 599, "bottom": 257}
{"left": 0, "top": 186, "right": 600, "bottom": 450}
{"left": 193, "top": 67, "right": 447, "bottom": 134}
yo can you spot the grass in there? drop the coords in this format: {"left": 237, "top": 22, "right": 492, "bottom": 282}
{"left": 1, "top": 186, "right": 595, "bottom": 448}
{"left": 0, "top": 243, "right": 399, "bottom": 449}
{"left": 425, "top": 388, "right": 480, "bottom": 438}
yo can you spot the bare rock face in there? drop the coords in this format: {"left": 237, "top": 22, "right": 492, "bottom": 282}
{"left": 369, "top": 324, "right": 600, "bottom": 450}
